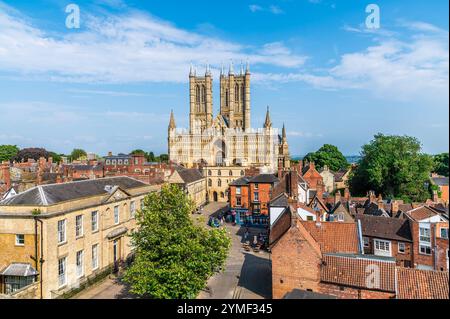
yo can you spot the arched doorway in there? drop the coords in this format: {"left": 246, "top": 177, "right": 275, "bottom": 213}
{"left": 213, "top": 191, "right": 218, "bottom": 202}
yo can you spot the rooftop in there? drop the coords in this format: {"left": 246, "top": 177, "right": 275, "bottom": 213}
{"left": 356, "top": 214, "right": 412, "bottom": 242}
{"left": 396, "top": 268, "right": 449, "bottom": 299}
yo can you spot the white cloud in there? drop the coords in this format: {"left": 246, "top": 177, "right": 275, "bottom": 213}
{"left": 249, "top": 4, "right": 284, "bottom": 15}
{"left": 249, "top": 5, "right": 263, "bottom": 13}
{"left": 0, "top": 4, "right": 305, "bottom": 83}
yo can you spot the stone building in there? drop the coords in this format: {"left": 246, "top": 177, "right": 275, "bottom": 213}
{"left": 0, "top": 177, "right": 159, "bottom": 298}
{"left": 168, "top": 63, "right": 290, "bottom": 171}
{"left": 167, "top": 168, "right": 207, "bottom": 208}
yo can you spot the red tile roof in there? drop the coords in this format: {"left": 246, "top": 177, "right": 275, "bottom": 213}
{"left": 321, "top": 254, "right": 396, "bottom": 292}
{"left": 396, "top": 268, "right": 449, "bottom": 299}
{"left": 405, "top": 206, "right": 439, "bottom": 221}
{"left": 301, "top": 221, "right": 359, "bottom": 254}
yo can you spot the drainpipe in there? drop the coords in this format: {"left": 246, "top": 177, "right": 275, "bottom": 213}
{"left": 357, "top": 220, "right": 364, "bottom": 255}
{"left": 33, "top": 216, "right": 44, "bottom": 299}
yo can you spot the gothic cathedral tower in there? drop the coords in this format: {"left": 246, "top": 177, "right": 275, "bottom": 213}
{"left": 220, "top": 61, "right": 251, "bottom": 131}
{"left": 189, "top": 65, "right": 213, "bottom": 133}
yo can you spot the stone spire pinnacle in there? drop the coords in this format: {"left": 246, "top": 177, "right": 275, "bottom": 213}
{"left": 264, "top": 106, "right": 272, "bottom": 128}
{"left": 221, "top": 62, "right": 224, "bottom": 76}
{"left": 240, "top": 61, "right": 244, "bottom": 75}
{"left": 169, "top": 109, "right": 176, "bottom": 129}
{"left": 205, "top": 62, "right": 211, "bottom": 76}
{"left": 246, "top": 59, "right": 250, "bottom": 74}
{"left": 229, "top": 60, "right": 234, "bottom": 75}
{"left": 189, "top": 63, "right": 195, "bottom": 77}
{"left": 282, "top": 123, "right": 287, "bottom": 141}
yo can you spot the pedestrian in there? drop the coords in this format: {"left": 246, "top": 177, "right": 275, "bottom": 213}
{"left": 244, "top": 228, "right": 250, "bottom": 242}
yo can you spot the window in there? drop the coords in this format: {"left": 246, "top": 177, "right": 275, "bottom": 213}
{"left": 254, "top": 192, "right": 259, "bottom": 202}
{"left": 337, "top": 214, "right": 344, "bottom": 222}
{"left": 236, "top": 197, "right": 242, "bottom": 206}
{"left": 92, "top": 244, "right": 99, "bottom": 270}
{"left": 208, "top": 170, "right": 212, "bottom": 176}
{"left": 374, "top": 239, "right": 391, "bottom": 257}
{"left": 57, "top": 220, "right": 66, "bottom": 244}
{"left": 4, "top": 276, "right": 35, "bottom": 294}
{"left": 106, "top": 160, "right": 111, "bottom": 165}
{"left": 236, "top": 187, "right": 241, "bottom": 195}
{"left": 15, "top": 234, "right": 25, "bottom": 246}
{"left": 419, "top": 227, "right": 431, "bottom": 243}
{"left": 218, "top": 170, "right": 221, "bottom": 176}
{"left": 112, "top": 160, "right": 116, "bottom": 165}
{"left": 58, "top": 257, "right": 67, "bottom": 287}
{"left": 130, "top": 201, "right": 136, "bottom": 218}
{"left": 91, "top": 211, "right": 98, "bottom": 232}
{"left": 398, "top": 242, "right": 406, "bottom": 254}
{"left": 75, "top": 215, "right": 83, "bottom": 237}
{"left": 420, "top": 245, "right": 432, "bottom": 255}
{"left": 118, "top": 159, "right": 123, "bottom": 165}
{"left": 218, "top": 179, "right": 222, "bottom": 187}
{"left": 124, "top": 159, "right": 129, "bottom": 165}
{"left": 307, "top": 216, "right": 314, "bottom": 221}
{"left": 229, "top": 170, "right": 233, "bottom": 176}
{"left": 114, "top": 206, "right": 120, "bottom": 224}
{"left": 76, "top": 250, "right": 84, "bottom": 278}
{"left": 441, "top": 228, "right": 449, "bottom": 239}
{"left": 363, "top": 237, "right": 370, "bottom": 248}
{"left": 240, "top": 170, "right": 244, "bottom": 176}
{"left": 254, "top": 184, "right": 259, "bottom": 190}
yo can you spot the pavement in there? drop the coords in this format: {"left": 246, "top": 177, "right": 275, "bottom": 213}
{"left": 196, "top": 202, "right": 272, "bottom": 299}
{"left": 72, "top": 202, "right": 272, "bottom": 299}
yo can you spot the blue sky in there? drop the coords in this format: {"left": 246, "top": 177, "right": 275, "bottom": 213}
{"left": 0, "top": 0, "right": 448, "bottom": 156}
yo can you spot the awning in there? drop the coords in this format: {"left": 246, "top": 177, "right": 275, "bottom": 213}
{"left": 107, "top": 226, "right": 128, "bottom": 239}
{"left": 0, "top": 263, "right": 38, "bottom": 277}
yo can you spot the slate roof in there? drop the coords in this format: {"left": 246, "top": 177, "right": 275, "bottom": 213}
{"left": 270, "top": 193, "right": 289, "bottom": 207}
{"left": 355, "top": 215, "right": 412, "bottom": 242}
{"left": 333, "top": 169, "right": 348, "bottom": 182}
{"left": 432, "top": 177, "right": 449, "bottom": 187}
{"left": 301, "top": 221, "right": 359, "bottom": 254}
{"left": 396, "top": 268, "right": 449, "bottom": 299}
{"left": 248, "top": 174, "right": 279, "bottom": 184}
{"left": 0, "top": 263, "right": 38, "bottom": 277}
{"left": 0, "top": 176, "right": 147, "bottom": 206}
{"left": 229, "top": 176, "right": 251, "bottom": 186}
{"left": 176, "top": 168, "right": 204, "bottom": 184}
{"left": 321, "top": 254, "right": 396, "bottom": 292}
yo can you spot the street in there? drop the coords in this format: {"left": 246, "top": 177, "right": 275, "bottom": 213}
{"left": 72, "top": 202, "right": 272, "bottom": 299}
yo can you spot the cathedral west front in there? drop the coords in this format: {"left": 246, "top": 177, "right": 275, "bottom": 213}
{"left": 168, "top": 62, "right": 290, "bottom": 172}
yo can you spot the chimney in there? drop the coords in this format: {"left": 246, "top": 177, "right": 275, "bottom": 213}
{"left": 316, "top": 180, "right": 324, "bottom": 200}
{"left": 278, "top": 166, "right": 283, "bottom": 179}
{"left": 377, "top": 194, "right": 384, "bottom": 210}
{"left": 1, "top": 161, "right": 11, "bottom": 190}
{"left": 368, "top": 190, "right": 376, "bottom": 203}
{"left": 433, "top": 190, "right": 439, "bottom": 203}
{"left": 297, "top": 160, "right": 303, "bottom": 175}
{"left": 48, "top": 157, "right": 53, "bottom": 165}
{"left": 344, "top": 187, "right": 350, "bottom": 201}
{"left": 310, "top": 161, "right": 315, "bottom": 171}
{"left": 289, "top": 171, "right": 299, "bottom": 200}
{"left": 334, "top": 190, "right": 341, "bottom": 205}
{"left": 391, "top": 200, "right": 399, "bottom": 214}
{"left": 289, "top": 200, "right": 298, "bottom": 227}
{"left": 108, "top": 151, "right": 113, "bottom": 157}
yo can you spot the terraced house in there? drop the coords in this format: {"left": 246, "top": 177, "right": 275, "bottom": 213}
{"left": 0, "top": 177, "right": 159, "bottom": 299}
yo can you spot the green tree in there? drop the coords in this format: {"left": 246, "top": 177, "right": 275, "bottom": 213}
{"left": 147, "top": 152, "right": 156, "bottom": 162}
{"left": 70, "top": 148, "right": 87, "bottom": 161}
{"left": 303, "top": 144, "right": 348, "bottom": 171}
{"left": 349, "top": 134, "right": 434, "bottom": 202}
{"left": 0, "top": 145, "right": 19, "bottom": 162}
{"left": 433, "top": 153, "right": 449, "bottom": 177}
{"left": 159, "top": 154, "right": 169, "bottom": 163}
{"left": 14, "top": 148, "right": 49, "bottom": 162}
{"left": 130, "top": 149, "right": 146, "bottom": 156}
{"left": 48, "top": 152, "right": 63, "bottom": 163}
{"left": 123, "top": 184, "right": 230, "bottom": 299}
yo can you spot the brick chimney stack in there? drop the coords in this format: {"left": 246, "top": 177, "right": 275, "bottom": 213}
{"left": 368, "top": 190, "right": 376, "bottom": 203}
{"left": 317, "top": 180, "right": 324, "bottom": 200}
{"left": 391, "top": 200, "right": 399, "bottom": 214}
{"left": 377, "top": 194, "right": 384, "bottom": 210}
{"left": 289, "top": 171, "right": 299, "bottom": 200}
{"left": 289, "top": 199, "right": 298, "bottom": 227}
{"left": 433, "top": 190, "right": 439, "bottom": 203}
{"left": 344, "top": 187, "right": 350, "bottom": 201}
{"left": 334, "top": 190, "right": 341, "bottom": 205}
{"left": 1, "top": 161, "right": 11, "bottom": 190}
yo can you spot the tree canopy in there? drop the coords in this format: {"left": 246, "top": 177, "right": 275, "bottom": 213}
{"left": 303, "top": 144, "right": 348, "bottom": 171}
{"left": 14, "top": 148, "right": 49, "bottom": 162}
{"left": 123, "top": 184, "right": 230, "bottom": 299}
{"left": 0, "top": 145, "right": 19, "bottom": 162}
{"left": 70, "top": 148, "right": 87, "bottom": 161}
{"left": 433, "top": 153, "right": 449, "bottom": 177}
{"left": 349, "top": 134, "right": 434, "bottom": 202}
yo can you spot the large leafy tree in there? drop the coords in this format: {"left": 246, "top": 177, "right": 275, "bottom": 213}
{"left": 349, "top": 134, "right": 434, "bottom": 202}
{"left": 123, "top": 184, "right": 230, "bottom": 299}
{"left": 0, "top": 145, "right": 19, "bottom": 162}
{"left": 70, "top": 148, "right": 87, "bottom": 161}
{"left": 303, "top": 144, "right": 348, "bottom": 171}
{"left": 14, "top": 147, "right": 49, "bottom": 162}
{"left": 433, "top": 153, "right": 449, "bottom": 177}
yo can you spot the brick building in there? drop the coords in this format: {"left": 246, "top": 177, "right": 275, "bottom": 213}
{"left": 229, "top": 173, "right": 279, "bottom": 227}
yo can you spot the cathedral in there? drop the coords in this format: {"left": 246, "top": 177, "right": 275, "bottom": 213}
{"left": 168, "top": 62, "right": 290, "bottom": 172}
